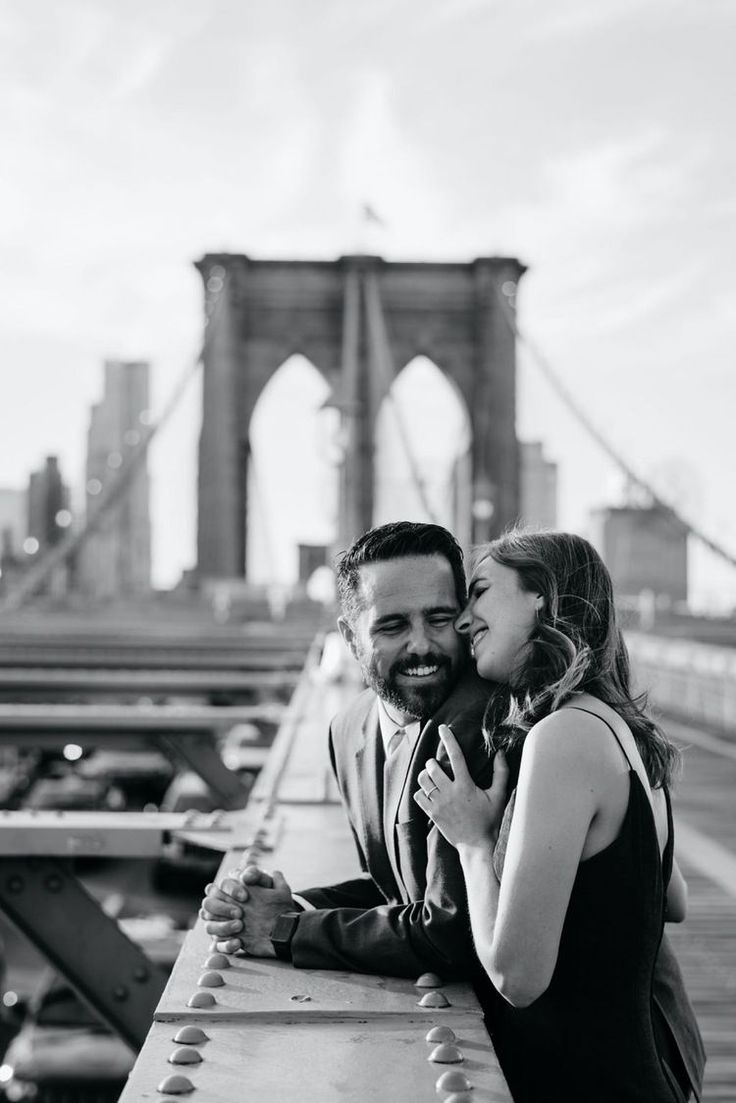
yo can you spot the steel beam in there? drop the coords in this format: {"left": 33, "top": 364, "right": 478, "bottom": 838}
{"left": 0, "top": 703, "right": 283, "bottom": 733}
{"left": 156, "top": 733, "right": 252, "bottom": 809}
{"left": 0, "top": 810, "right": 259, "bottom": 858}
{"left": 0, "top": 856, "right": 166, "bottom": 1049}
{"left": 0, "top": 667, "right": 298, "bottom": 695}
{"left": 0, "top": 706, "right": 259, "bottom": 807}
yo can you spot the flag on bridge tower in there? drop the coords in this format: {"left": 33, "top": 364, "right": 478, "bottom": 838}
{"left": 362, "top": 203, "right": 387, "bottom": 228}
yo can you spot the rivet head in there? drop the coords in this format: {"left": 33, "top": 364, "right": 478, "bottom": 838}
{"left": 435, "top": 1070, "right": 471, "bottom": 1093}
{"left": 428, "top": 1043, "right": 463, "bottom": 1064}
{"left": 415, "top": 971, "right": 443, "bottom": 988}
{"left": 197, "top": 970, "right": 225, "bottom": 987}
{"left": 169, "top": 1047, "right": 203, "bottom": 1065}
{"left": 174, "top": 1026, "right": 209, "bottom": 1045}
{"left": 187, "top": 990, "right": 216, "bottom": 1008}
{"left": 425, "top": 1026, "right": 456, "bottom": 1044}
{"left": 418, "top": 990, "right": 450, "bottom": 1008}
{"left": 157, "top": 1073, "right": 194, "bottom": 1094}
{"left": 204, "top": 953, "right": 230, "bottom": 969}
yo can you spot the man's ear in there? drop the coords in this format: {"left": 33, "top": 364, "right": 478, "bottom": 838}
{"left": 337, "top": 616, "right": 358, "bottom": 660}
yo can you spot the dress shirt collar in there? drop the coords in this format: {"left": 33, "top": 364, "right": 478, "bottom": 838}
{"left": 376, "top": 697, "right": 421, "bottom": 756}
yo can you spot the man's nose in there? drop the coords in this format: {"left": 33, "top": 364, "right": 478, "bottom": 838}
{"left": 406, "top": 623, "right": 432, "bottom": 654}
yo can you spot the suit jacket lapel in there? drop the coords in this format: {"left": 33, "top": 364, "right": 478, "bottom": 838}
{"left": 353, "top": 700, "right": 395, "bottom": 895}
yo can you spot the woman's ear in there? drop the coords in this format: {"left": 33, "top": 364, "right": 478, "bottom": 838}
{"left": 534, "top": 593, "right": 545, "bottom": 613}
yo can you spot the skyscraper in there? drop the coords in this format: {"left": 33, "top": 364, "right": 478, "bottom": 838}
{"left": 77, "top": 360, "right": 151, "bottom": 598}
{"left": 588, "top": 505, "right": 688, "bottom": 605}
{"left": 519, "top": 441, "right": 558, "bottom": 530}
{"left": 27, "top": 456, "right": 69, "bottom": 550}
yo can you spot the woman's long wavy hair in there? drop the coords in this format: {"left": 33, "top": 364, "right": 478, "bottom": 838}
{"left": 478, "top": 529, "right": 679, "bottom": 789}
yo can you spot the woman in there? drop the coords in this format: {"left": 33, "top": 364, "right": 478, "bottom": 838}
{"left": 415, "top": 530, "right": 701, "bottom": 1103}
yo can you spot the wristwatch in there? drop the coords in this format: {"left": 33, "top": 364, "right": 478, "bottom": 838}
{"left": 270, "top": 911, "right": 300, "bottom": 961}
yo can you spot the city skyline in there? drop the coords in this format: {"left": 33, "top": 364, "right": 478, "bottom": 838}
{"left": 1, "top": 0, "right": 734, "bottom": 604}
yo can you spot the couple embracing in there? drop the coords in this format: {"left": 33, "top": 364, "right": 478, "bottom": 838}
{"left": 203, "top": 521, "right": 704, "bottom": 1103}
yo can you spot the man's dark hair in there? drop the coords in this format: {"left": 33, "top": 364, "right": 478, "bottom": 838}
{"left": 335, "top": 521, "right": 466, "bottom": 623}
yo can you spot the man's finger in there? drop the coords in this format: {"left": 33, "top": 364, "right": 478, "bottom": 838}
{"left": 201, "top": 895, "right": 243, "bottom": 920}
{"left": 215, "top": 937, "right": 243, "bottom": 954}
{"left": 222, "top": 878, "right": 249, "bottom": 901}
{"left": 240, "top": 865, "right": 274, "bottom": 887}
{"left": 438, "top": 724, "right": 471, "bottom": 781}
{"left": 220, "top": 878, "right": 248, "bottom": 901}
{"left": 204, "top": 917, "right": 243, "bottom": 937}
{"left": 270, "top": 869, "right": 290, "bottom": 894}
{"left": 205, "top": 882, "right": 245, "bottom": 906}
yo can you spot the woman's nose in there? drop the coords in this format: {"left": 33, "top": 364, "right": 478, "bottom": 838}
{"left": 454, "top": 603, "right": 472, "bottom": 634}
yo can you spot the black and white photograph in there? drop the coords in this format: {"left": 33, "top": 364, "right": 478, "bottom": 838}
{"left": 0, "top": 2, "right": 733, "bottom": 1100}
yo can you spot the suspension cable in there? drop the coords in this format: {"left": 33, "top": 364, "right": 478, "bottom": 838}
{"left": 1, "top": 276, "right": 227, "bottom": 611}
{"left": 494, "top": 284, "right": 736, "bottom": 571}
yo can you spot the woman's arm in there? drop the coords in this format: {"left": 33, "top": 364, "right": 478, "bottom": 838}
{"left": 418, "top": 715, "right": 603, "bottom": 1008}
{"left": 487, "top": 714, "right": 599, "bottom": 1005}
{"left": 666, "top": 857, "right": 688, "bottom": 922}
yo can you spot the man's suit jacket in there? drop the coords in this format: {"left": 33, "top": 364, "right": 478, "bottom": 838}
{"left": 290, "top": 668, "right": 493, "bottom": 977}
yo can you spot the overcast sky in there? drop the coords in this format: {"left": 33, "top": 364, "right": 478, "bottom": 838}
{"left": 1, "top": 0, "right": 734, "bottom": 604}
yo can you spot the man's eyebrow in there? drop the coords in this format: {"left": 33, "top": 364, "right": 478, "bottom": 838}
{"left": 372, "top": 612, "right": 409, "bottom": 626}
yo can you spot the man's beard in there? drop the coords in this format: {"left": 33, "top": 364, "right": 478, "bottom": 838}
{"left": 359, "top": 651, "right": 460, "bottom": 720}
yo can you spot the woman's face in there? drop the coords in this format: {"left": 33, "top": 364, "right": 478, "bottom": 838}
{"left": 456, "top": 555, "right": 542, "bottom": 684}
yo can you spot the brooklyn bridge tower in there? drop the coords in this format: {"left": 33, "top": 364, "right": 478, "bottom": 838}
{"left": 195, "top": 254, "right": 526, "bottom": 581}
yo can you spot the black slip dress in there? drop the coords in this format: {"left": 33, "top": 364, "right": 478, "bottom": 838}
{"left": 477, "top": 707, "right": 693, "bottom": 1103}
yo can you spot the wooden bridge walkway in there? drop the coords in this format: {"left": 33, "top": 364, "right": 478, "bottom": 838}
{"left": 663, "top": 720, "right": 736, "bottom": 1102}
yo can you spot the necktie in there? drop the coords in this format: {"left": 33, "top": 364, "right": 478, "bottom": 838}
{"left": 386, "top": 727, "right": 406, "bottom": 757}
{"left": 383, "top": 726, "right": 411, "bottom": 898}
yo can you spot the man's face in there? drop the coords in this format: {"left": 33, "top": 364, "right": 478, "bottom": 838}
{"left": 338, "top": 555, "right": 467, "bottom": 721}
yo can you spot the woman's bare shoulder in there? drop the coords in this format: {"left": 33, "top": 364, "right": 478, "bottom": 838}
{"left": 526, "top": 706, "right": 610, "bottom": 763}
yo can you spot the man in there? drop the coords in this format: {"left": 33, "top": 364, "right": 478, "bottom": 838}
{"left": 202, "top": 520, "right": 493, "bottom": 977}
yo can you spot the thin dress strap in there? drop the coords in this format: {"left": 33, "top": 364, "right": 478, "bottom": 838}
{"left": 563, "top": 705, "right": 672, "bottom": 876}
{"left": 562, "top": 705, "right": 633, "bottom": 770}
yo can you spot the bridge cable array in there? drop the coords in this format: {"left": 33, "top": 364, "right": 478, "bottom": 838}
{"left": 0, "top": 275, "right": 229, "bottom": 611}
{"left": 494, "top": 284, "right": 736, "bottom": 572}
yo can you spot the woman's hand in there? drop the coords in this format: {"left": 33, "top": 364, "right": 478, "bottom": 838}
{"left": 414, "top": 724, "right": 509, "bottom": 849}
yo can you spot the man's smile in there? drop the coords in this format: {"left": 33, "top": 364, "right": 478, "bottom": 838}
{"left": 397, "top": 663, "right": 442, "bottom": 679}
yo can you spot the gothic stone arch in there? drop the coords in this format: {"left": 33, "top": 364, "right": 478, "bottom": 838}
{"left": 195, "top": 254, "right": 526, "bottom": 580}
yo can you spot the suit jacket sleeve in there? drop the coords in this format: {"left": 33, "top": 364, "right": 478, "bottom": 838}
{"left": 290, "top": 689, "right": 493, "bottom": 977}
